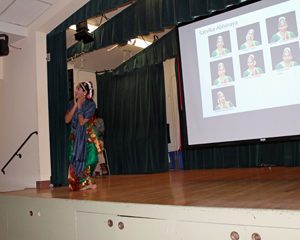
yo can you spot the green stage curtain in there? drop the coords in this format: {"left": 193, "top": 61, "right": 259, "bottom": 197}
{"left": 49, "top": 0, "right": 133, "bottom": 36}
{"left": 47, "top": 0, "right": 138, "bottom": 185}
{"left": 47, "top": 31, "right": 69, "bottom": 186}
{"left": 96, "top": 64, "right": 169, "bottom": 174}
{"left": 183, "top": 141, "right": 300, "bottom": 169}
{"left": 67, "top": 0, "right": 245, "bottom": 59}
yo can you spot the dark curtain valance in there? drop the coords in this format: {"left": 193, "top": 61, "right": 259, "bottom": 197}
{"left": 49, "top": 0, "right": 133, "bottom": 36}
{"left": 67, "top": 0, "right": 243, "bottom": 59}
{"left": 114, "top": 29, "right": 178, "bottom": 75}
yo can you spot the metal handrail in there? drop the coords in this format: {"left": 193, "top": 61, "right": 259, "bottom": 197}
{"left": 1, "top": 131, "right": 38, "bottom": 174}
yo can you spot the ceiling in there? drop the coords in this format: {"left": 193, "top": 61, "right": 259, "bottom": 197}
{"left": 0, "top": 0, "right": 57, "bottom": 26}
{"left": 0, "top": 0, "right": 169, "bottom": 73}
{"left": 0, "top": 0, "right": 61, "bottom": 42}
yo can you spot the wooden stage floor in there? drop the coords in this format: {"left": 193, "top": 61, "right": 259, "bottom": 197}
{"left": 3, "top": 167, "right": 300, "bottom": 210}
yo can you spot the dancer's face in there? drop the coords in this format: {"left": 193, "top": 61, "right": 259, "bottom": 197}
{"left": 75, "top": 84, "right": 86, "bottom": 99}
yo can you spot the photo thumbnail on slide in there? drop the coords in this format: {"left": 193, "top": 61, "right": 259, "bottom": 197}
{"left": 270, "top": 42, "right": 300, "bottom": 71}
{"left": 212, "top": 86, "right": 236, "bottom": 111}
{"left": 239, "top": 50, "right": 265, "bottom": 78}
{"left": 209, "top": 31, "right": 231, "bottom": 58}
{"left": 210, "top": 58, "right": 235, "bottom": 87}
{"left": 236, "top": 22, "right": 262, "bottom": 50}
{"left": 266, "top": 11, "right": 298, "bottom": 43}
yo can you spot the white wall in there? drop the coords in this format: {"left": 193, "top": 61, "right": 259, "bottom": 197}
{"left": 164, "top": 59, "right": 181, "bottom": 152}
{"left": 0, "top": 1, "right": 89, "bottom": 192}
{"left": 35, "top": 32, "right": 51, "bottom": 182}
{"left": 0, "top": 31, "right": 40, "bottom": 191}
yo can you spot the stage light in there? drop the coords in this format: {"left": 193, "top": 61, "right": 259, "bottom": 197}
{"left": 73, "top": 21, "right": 95, "bottom": 44}
{"left": 69, "top": 23, "right": 98, "bottom": 33}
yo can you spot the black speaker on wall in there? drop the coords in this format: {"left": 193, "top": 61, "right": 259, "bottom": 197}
{"left": 0, "top": 34, "right": 9, "bottom": 56}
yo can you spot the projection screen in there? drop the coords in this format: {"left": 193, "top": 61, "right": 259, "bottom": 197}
{"left": 178, "top": 0, "right": 300, "bottom": 146}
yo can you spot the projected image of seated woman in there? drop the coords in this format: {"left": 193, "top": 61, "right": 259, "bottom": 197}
{"left": 214, "top": 91, "right": 234, "bottom": 111}
{"left": 251, "top": 233, "right": 261, "bottom": 240}
{"left": 243, "top": 54, "right": 264, "bottom": 77}
{"left": 213, "top": 62, "right": 234, "bottom": 86}
{"left": 240, "top": 29, "right": 261, "bottom": 49}
{"left": 275, "top": 47, "right": 299, "bottom": 70}
{"left": 211, "top": 35, "right": 230, "bottom": 58}
{"left": 271, "top": 16, "right": 296, "bottom": 43}
{"left": 230, "top": 231, "right": 240, "bottom": 240}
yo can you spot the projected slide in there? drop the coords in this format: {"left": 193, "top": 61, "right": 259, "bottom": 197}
{"left": 178, "top": 0, "right": 300, "bottom": 145}
{"left": 195, "top": 7, "right": 299, "bottom": 118}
